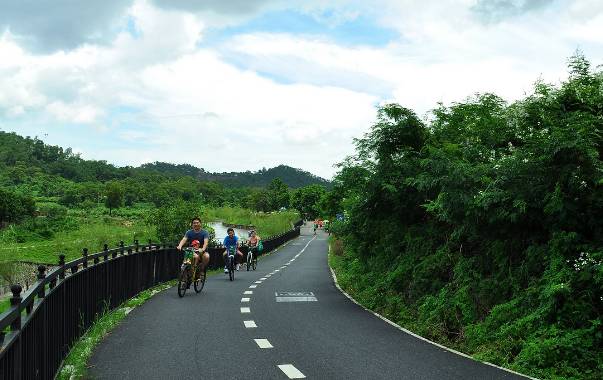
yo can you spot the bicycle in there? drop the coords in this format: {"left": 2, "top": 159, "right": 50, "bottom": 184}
{"left": 225, "top": 246, "right": 236, "bottom": 281}
{"left": 246, "top": 247, "right": 257, "bottom": 271}
{"left": 177, "top": 247, "right": 205, "bottom": 297}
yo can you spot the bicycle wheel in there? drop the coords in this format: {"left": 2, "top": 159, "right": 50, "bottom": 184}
{"left": 252, "top": 256, "right": 257, "bottom": 271}
{"left": 194, "top": 266, "right": 205, "bottom": 293}
{"left": 177, "top": 267, "right": 189, "bottom": 297}
{"left": 229, "top": 257, "right": 235, "bottom": 281}
{"left": 246, "top": 253, "right": 251, "bottom": 271}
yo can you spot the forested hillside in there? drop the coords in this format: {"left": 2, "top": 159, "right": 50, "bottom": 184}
{"left": 326, "top": 54, "right": 602, "bottom": 379}
{"left": 140, "top": 162, "right": 329, "bottom": 188}
{"left": 0, "top": 131, "right": 329, "bottom": 265}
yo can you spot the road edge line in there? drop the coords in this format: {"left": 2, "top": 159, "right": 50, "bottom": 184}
{"left": 327, "top": 257, "right": 537, "bottom": 380}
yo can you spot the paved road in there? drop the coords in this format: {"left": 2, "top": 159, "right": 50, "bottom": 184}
{"left": 89, "top": 225, "right": 527, "bottom": 379}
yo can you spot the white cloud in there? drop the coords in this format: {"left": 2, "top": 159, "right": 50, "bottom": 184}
{"left": 1, "top": 0, "right": 602, "bottom": 179}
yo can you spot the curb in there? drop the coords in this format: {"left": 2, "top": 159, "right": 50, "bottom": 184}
{"left": 327, "top": 250, "right": 537, "bottom": 380}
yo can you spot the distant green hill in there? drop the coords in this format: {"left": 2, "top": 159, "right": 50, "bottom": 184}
{"left": 0, "top": 131, "right": 330, "bottom": 188}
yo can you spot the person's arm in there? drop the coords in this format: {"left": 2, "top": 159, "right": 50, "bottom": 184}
{"left": 201, "top": 237, "right": 209, "bottom": 253}
{"left": 177, "top": 235, "right": 188, "bottom": 250}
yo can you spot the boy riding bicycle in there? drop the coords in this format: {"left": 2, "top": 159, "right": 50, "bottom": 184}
{"left": 223, "top": 228, "right": 243, "bottom": 272}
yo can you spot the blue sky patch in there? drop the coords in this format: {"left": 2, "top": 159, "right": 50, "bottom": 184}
{"left": 204, "top": 9, "right": 399, "bottom": 47}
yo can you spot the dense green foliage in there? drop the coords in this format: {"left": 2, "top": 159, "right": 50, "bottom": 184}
{"left": 0, "top": 131, "right": 329, "bottom": 215}
{"left": 327, "top": 54, "right": 602, "bottom": 379}
{"left": 0, "top": 187, "right": 35, "bottom": 225}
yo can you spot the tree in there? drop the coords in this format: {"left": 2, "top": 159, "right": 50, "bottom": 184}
{"left": 248, "top": 188, "right": 272, "bottom": 212}
{"left": 104, "top": 181, "right": 124, "bottom": 216}
{"left": 0, "top": 187, "right": 35, "bottom": 225}
{"left": 291, "top": 184, "right": 326, "bottom": 219}
{"left": 267, "top": 178, "right": 290, "bottom": 210}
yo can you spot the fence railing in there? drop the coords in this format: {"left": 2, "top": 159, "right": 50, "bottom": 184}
{"left": 0, "top": 224, "right": 300, "bottom": 380}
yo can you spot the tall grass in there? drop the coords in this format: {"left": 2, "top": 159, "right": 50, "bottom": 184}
{"left": 204, "top": 206, "right": 299, "bottom": 237}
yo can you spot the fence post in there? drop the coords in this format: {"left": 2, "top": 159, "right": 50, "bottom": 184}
{"left": 9, "top": 284, "right": 22, "bottom": 330}
{"left": 119, "top": 241, "right": 125, "bottom": 255}
{"left": 9, "top": 284, "right": 22, "bottom": 380}
{"left": 103, "top": 244, "right": 109, "bottom": 262}
{"left": 82, "top": 248, "right": 89, "bottom": 269}
{"left": 135, "top": 239, "right": 139, "bottom": 252}
{"left": 37, "top": 265, "right": 46, "bottom": 298}
{"left": 58, "top": 254, "right": 66, "bottom": 280}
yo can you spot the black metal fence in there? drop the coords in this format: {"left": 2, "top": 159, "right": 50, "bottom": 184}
{"left": 0, "top": 223, "right": 301, "bottom": 380}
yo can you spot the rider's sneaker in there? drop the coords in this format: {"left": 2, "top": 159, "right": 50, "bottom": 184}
{"left": 236, "top": 264, "right": 241, "bottom": 271}
{"left": 224, "top": 266, "right": 228, "bottom": 274}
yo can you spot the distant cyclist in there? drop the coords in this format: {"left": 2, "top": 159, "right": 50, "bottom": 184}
{"left": 177, "top": 217, "right": 209, "bottom": 281}
{"left": 223, "top": 228, "right": 243, "bottom": 272}
{"left": 247, "top": 229, "right": 261, "bottom": 262}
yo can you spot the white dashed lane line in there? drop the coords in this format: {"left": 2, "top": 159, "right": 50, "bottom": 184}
{"left": 241, "top": 298, "right": 250, "bottom": 302}
{"left": 277, "top": 364, "right": 306, "bottom": 379}
{"left": 244, "top": 291, "right": 253, "bottom": 295}
{"left": 249, "top": 285, "right": 257, "bottom": 288}
{"left": 240, "top": 307, "right": 251, "bottom": 313}
{"left": 244, "top": 320, "right": 257, "bottom": 328}
{"left": 254, "top": 339, "right": 273, "bottom": 349}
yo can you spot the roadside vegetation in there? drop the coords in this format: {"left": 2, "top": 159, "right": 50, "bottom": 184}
{"left": 323, "top": 54, "right": 602, "bottom": 379}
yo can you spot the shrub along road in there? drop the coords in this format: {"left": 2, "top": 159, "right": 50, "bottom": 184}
{"left": 89, "top": 225, "right": 527, "bottom": 379}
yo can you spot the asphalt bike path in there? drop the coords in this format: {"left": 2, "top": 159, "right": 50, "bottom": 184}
{"left": 89, "top": 225, "right": 526, "bottom": 379}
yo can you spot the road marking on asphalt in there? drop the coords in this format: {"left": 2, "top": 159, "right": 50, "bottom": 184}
{"left": 244, "top": 320, "right": 257, "bottom": 328}
{"left": 241, "top": 297, "right": 250, "bottom": 302}
{"left": 255, "top": 281, "right": 262, "bottom": 284}
{"left": 266, "top": 274, "right": 272, "bottom": 277}
{"left": 260, "top": 277, "right": 267, "bottom": 280}
{"left": 277, "top": 364, "right": 306, "bottom": 379}
{"left": 240, "top": 307, "right": 251, "bottom": 313}
{"left": 275, "top": 292, "right": 317, "bottom": 302}
{"left": 254, "top": 339, "right": 273, "bottom": 349}
{"left": 249, "top": 285, "right": 257, "bottom": 288}
{"left": 274, "top": 269, "right": 280, "bottom": 272}
{"left": 244, "top": 291, "right": 253, "bottom": 295}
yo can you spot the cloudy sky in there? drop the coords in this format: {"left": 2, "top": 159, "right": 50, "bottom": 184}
{"left": 1, "top": 0, "right": 602, "bottom": 179}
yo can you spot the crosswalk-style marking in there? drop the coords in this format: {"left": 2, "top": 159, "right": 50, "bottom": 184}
{"left": 254, "top": 339, "right": 273, "bottom": 349}
{"left": 277, "top": 364, "right": 306, "bottom": 379}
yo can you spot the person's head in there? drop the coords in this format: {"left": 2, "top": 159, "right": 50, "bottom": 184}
{"left": 191, "top": 217, "right": 202, "bottom": 231}
{"left": 250, "top": 230, "right": 256, "bottom": 237}
{"left": 227, "top": 227, "right": 235, "bottom": 237}
{"left": 191, "top": 239, "right": 200, "bottom": 248}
